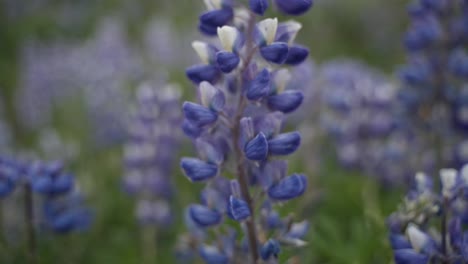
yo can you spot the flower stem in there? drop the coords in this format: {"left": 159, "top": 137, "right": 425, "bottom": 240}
{"left": 142, "top": 225, "right": 157, "bottom": 264}
{"left": 24, "top": 184, "right": 37, "bottom": 264}
{"left": 232, "top": 117, "right": 259, "bottom": 263}
{"left": 439, "top": 195, "right": 450, "bottom": 264}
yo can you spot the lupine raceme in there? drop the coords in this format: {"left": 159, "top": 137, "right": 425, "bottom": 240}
{"left": 178, "top": 0, "right": 313, "bottom": 263}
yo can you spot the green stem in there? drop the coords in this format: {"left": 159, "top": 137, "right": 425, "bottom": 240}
{"left": 24, "top": 184, "right": 37, "bottom": 264}
{"left": 142, "top": 226, "right": 157, "bottom": 264}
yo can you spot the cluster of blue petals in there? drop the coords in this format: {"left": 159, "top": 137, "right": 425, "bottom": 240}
{"left": 177, "top": 0, "right": 312, "bottom": 262}
{"left": 123, "top": 83, "right": 181, "bottom": 226}
{"left": 388, "top": 166, "right": 468, "bottom": 263}
{"left": 0, "top": 157, "right": 91, "bottom": 233}
{"left": 399, "top": 0, "right": 468, "bottom": 169}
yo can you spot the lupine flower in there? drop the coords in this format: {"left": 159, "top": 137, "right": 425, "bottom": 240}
{"left": 0, "top": 156, "right": 91, "bottom": 234}
{"left": 397, "top": 0, "right": 468, "bottom": 170}
{"left": 177, "top": 1, "right": 312, "bottom": 263}
{"left": 16, "top": 18, "right": 143, "bottom": 147}
{"left": 122, "top": 83, "right": 182, "bottom": 227}
{"left": 298, "top": 60, "right": 423, "bottom": 184}
{"left": 274, "top": 0, "right": 313, "bottom": 16}
{"left": 198, "top": 0, "right": 234, "bottom": 36}
{"left": 387, "top": 165, "right": 468, "bottom": 263}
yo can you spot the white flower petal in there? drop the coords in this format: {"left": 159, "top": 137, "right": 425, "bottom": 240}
{"left": 406, "top": 224, "right": 428, "bottom": 253}
{"left": 192, "top": 41, "right": 210, "bottom": 64}
{"left": 258, "top": 18, "right": 278, "bottom": 45}
{"left": 217, "top": 26, "right": 238, "bottom": 52}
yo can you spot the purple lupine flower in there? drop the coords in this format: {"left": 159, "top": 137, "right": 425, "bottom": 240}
{"left": 300, "top": 60, "right": 413, "bottom": 184}
{"left": 122, "top": 83, "right": 182, "bottom": 227}
{"left": 198, "top": 0, "right": 235, "bottom": 36}
{"left": 397, "top": 0, "right": 468, "bottom": 171}
{"left": 387, "top": 165, "right": 468, "bottom": 263}
{"left": 178, "top": 2, "right": 312, "bottom": 263}
{"left": 16, "top": 18, "right": 143, "bottom": 147}
{"left": 0, "top": 156, "right": 91, "bottom": 234}
{"left": 274, "top": 0, "right": 313, "bottom": 16}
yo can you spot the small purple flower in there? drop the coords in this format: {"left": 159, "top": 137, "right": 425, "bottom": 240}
{"left": 285, "top": 45, "right": 309, "bottom": 65}
{"left": 244, "top": 132, "right": 268, "bottom": 161}
{"left": 228, "top": 196, "right": 251, "bottom": 221}
{"left": 267, "top": 90, "right": 304, "bottom": 113}
{"left": 186, "top": 64, "right": 221, "bottom": 84}
{"left": 267, "top": 174, "right": 307, "bottom": 201}
{"left": 268, "top": 132, "right": 301, "bottom": 156}
{"left": 183, "top": 102, "right": 218, "bottom": 127}
{"left": 199, "top": 245, "right": 229, "bottom": 264}
{"left": 189, "top": 204, "right": 223, "bottom": 227}
{"left": 260, "top": 42, "right": 289, "bottom": 64}
{"left": 198, "top": 1, "right": 234, "bottom": 36}
{"left": 274, "top": 0, "right": 313, "bottom": 16}
{"left": 393, "top": 249, "right": 429, "bottom": 264}
{"left": 181, "top": 158, "right": 219, "bottom": 182}
{"left": 249, "top": 0, "right": 269, "bottom": 15}
{"left": 246, "top": 68, "right": 270, "bottom": 101}
{"left": 260, "top": 239, "right": 280, "bottom": 260}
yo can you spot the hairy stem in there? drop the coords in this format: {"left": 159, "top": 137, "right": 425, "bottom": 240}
{"left": 24, "top": 184, "right": 37, "bottom": 264}
{"left": 227, "top": 10, "right": 261, "bottom": 263}
{"left": 232, "top": 116, "right": 259, "bottom": 263}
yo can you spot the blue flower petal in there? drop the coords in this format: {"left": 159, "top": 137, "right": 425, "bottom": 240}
{"left": 249, "top": 0, "right": 269, "bottom": 15}
{"left": 267, "top": 90, "right": 304, "bottom": 113}
{"left": 199, "top": 245, "right": 229, "bottom": 264}
{"left": 183, "top": 102, "right": 218, "bottom": 127}
{"left": 393, "top": 249, "right": 429, "bottom": 264}
{"left": 182, "top": 119, "right": 203, "bottom": 139}
{"left": 0, "top": 178, "right": 15, "bottom": 198}
{"left": 286, "top": 220, "right": 309, "bottom": 239}
{"left": 181, "top": 158, "right": 218, "bottom": 182}
{"left": 260, "top": 42, "right": 289, "bottom": 64}
{"left": 268, "top": 132, "right": 301, "bottom": 156}
{"left": 244, "top": 132, "right": 268, "bottom": 161}
{"left": 260, "top": 239, "right": 281, "bottom": 260}
{"left": 246, "top": 68, "right": 270, "bottom": 101}
{"left": 285, "top": 45, "right": 309, "bottom": 65}
{"left": 52, "top": 174, "right": 74, "bottom": 194}
{"left": 229, "top": 196, "right": 251, "bottom": 221}
{"left": 189, "top": 204, "right": 222, "bottom": 227}
{"left": 31, "top": 175, "right": 53, "bottom": 194}
{"left": 216, "top": 51, "right": 240, "bottom": 73}
{"left": 199, "top": 8, "right": 234, "bottom": 28}
{"left": 186, "top": 64, "right": 221, "bottom": 84}
{"left": 199, "top": 22, "right": 218, "bottom": 36}
{"left": 275, "top": 0, "right": 313, "bottom": 15}
{"left": 267, "top": 174, "right": 307, "bottom": 201}
{"left": 389, "top": 234, "right": 412, "bottom": 250}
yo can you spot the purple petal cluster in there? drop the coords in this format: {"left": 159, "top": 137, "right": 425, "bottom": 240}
{"left": 177, "top": 1, "right": 312, "bottom": 262}
{"left": 301, "top": 60, "right": 421, "bottom": 184}
{"left": 16, "top": 18, "right": 142, "bottom": 146}
{"left": 398, "top": 0, "right": 468, "bottom": 169}
{"left": 388, "top": 166, "right": 468, "bottom": 263}
{"left": 122, "top": 83, "right": 182, "bottom": 227}
{"left": 0, "top": 157, "right": 91, "bottom": 234}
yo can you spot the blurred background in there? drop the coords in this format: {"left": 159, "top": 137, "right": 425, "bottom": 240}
{"left": 0, "top": 0, "right": 418, "bottom": 263}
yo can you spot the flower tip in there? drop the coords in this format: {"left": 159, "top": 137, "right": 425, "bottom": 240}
{"left": 244, "top": 132, "right": 269, "bottom": 161}
{"left": 249, "top": 0, "right": 269, "bottom": 15}
{"left": 180, "top": 157, "right": 218, "bottom": 182}
{"left": 275, "top": 0, "right": 313, "bottom": 16}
